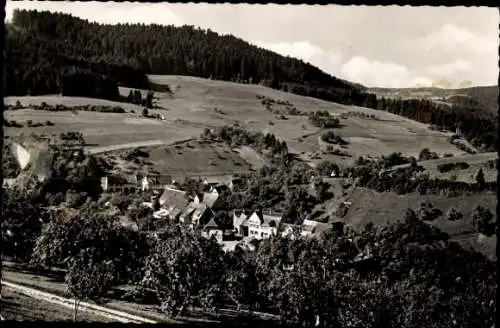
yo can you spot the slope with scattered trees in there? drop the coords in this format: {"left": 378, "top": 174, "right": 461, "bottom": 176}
{"left": 6, "top": 9, "right": 497, "bottom": 150}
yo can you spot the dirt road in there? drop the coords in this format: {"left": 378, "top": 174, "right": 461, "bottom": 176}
{"left": 87, "top": 138, "right": 197, "bottom": 155}
{"left": 1, "top": 280, "right": 157, "bottom": 323}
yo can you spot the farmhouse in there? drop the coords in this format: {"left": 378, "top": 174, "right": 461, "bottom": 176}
{"left": 2, "top": 178, "right": 17, "bottom": 189}
{"left": 180, "top": 202, "right": 215, "bottom": 226}
{"left": 245, "top": 210, "right": 283, "bottom": 239}
{"left": 226, "top": 176, "right": 245, "bottom": 192}
{"left": 233, "top": 210, "right": 250, "bottom": 236}
{"left": 202, "top": 217, "right": 224, "bottom": 242}
{"left": 140, "top": 174, "right": 174, "bottom": 191}
{"left": 300, "top": 219, "right": 332, "bottom": 238}
{"left": 101, "top": 172, "right": 175, "bottom": 193}
{"left": 100, "top": 175, "right": 139, "bottom": 194}
{"left": 157, "top": 187, "right": 190, "bottom": 220}
{"left": 193, "top": 189, "right": 220, "bottom": 208}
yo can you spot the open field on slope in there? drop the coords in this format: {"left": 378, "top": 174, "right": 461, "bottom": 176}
{"left": 105, "top": 140, "right": 255, "bottom": 178}
{"left": 342, "top": 187, "right": 497, "bottom": 260}
{"left": 390, "top": 152, "right": 497, "bottom": 183}
{"left": 3, "top": 105, "right": 196, "bottom": 149}
{"left": 146, "top": 75, "right": 467, "bottom": 164}
{"left": 6, "top": 75, "right": 468, "bottom": 168}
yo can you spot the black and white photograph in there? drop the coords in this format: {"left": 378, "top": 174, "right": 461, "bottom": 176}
{"left": 1, "top": 2, "right": 498, "bottom": 326}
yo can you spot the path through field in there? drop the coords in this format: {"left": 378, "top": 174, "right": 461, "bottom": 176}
{"left": 87, "top": 138, "right": 196, "bottom": 155}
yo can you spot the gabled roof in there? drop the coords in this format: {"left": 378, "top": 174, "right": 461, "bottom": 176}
{"left": 203, "top": 177, "right": 224, "bottom": 185}
{"left": 159, "top": 188, "right": 189, "bottom": 215}
{"left": 201, "top": 192, "right": 219, "bottom": 208}
{"left": 181, "top": 202, "right": 197, "bottom": 219}
{"left": 252, "top": 211, "right": 282, "bottom": 227}
{"left": 204, "top": 217, "right": 221, "bottom": 230}
{"left": 302, "top": 219, "right": 331, "bottom": 235}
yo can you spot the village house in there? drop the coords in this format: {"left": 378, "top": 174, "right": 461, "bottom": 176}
{"left": 225, "top": 176, "right": 246, "bottom": 192}
{"left": 154, "top": 187, "right": 190, "bottom": 221}
{"left": 299, "top": 219, "right": 332, "bottom": 238}
{"left": 101, "top": 173, "right": 174, "bottom": 193}
{"left": 180, "top": 202, "right": 215, "bottom": 226}
{"left": 233, "top": 209, "right": 335, "bottom": 241}
{"left": 245, "top": 210, "right": 283, "bottom": 240}
{"left": 278, "top": 220, "right": 331, "bottom": 239}
{"left": 202, "top": 177, "right": 224, "bottom": 189}
{"left": 193, "top": 189, "right": 220, "bottom": 208}
{"left": 202, "top": 217, "right": 224, "bottom": 242}
{"left": 2, "top": 178, "right": 17, "bottom": 189}
{"left": 233, "top": 210, "right": 250, "bottom": 236}
{"left": 100, "top": 175, "right": 138, "bottom": 194}
{"left": 139, "top": 174, "right": 174, "bottom": 191}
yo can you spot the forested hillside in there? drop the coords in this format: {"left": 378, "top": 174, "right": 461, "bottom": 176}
{"left": 6, "top": 9, "right": 364, "bottom": 103}
{"left": 5, "top": 9, "right": 498, "bottom": 151}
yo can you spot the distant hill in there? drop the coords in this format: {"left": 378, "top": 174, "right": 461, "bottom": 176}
{"left": 6, "top": 9, "right": 367, "bottom": 105}
{"left": 369, "top": 86, "right": 498, "bottom": 115}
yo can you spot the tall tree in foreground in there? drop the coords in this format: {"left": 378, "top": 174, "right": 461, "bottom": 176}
{"left": 31, "top": 201, "right": 147, "bottom": 319}
{"left": 141, "top": 226, "right": 227, "bottom": 318}
{"left": 2, "top": 188, "right": 49, "bottom": 262}
{"left": 65, "top": 251, "right": 116, "bottom": 321}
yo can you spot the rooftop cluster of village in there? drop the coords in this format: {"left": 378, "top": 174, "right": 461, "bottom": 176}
{"left": 100, "top": 172, "right": 334, "bottom": 251}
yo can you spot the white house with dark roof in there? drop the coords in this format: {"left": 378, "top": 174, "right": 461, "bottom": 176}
{"left": 2, "top": 178, "right": 17, "bottom": 189}
{"left": 202, "top": 217, "right": 224, "bottom": 242}
{"left": 233, "top": 210, "right": 250, "bottom": 236}
{"left": 245, "top": 210, "right": 282, "bottom": 239}
{"left": 180, "top": 202, "right": 214, "bottom": 226}
{"left": 300, "top": 219, "right": 331, "bottom": 238}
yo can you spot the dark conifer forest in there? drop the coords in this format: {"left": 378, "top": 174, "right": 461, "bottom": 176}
{"left": 5, "top": 9, "right": 498, "bottom": 151}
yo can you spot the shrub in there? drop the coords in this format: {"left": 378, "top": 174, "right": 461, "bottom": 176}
{"left": 446, "top": 208, "right": 463, "bottom": 221}
{"left": 473, "top": 206, "right": 495, "bottom": 236}
{"left": 308, "top": 111, "right": 340, "bottom": 128}
{"left": 419, "top": 148, "right": 439, "bottom": 161}
{"left": 437, "top": 162, "right": 470, "bottom": 173}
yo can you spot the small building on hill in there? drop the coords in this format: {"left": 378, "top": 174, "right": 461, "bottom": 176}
{"left": 301, "top": 219, "right": 332, "bottom": 238}
{"left": 140, "top": 174, "right": 174, "bottom": 191}
{"left": 2, "top": 178, "right": 17, "bottom": 189}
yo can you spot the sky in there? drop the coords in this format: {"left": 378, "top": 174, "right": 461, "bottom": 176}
{"left": 5, "top": 2, "right": 499, "bottom": 88}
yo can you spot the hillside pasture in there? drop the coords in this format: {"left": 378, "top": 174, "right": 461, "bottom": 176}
{"left": 390, "top": 152, "right": 497, "bottom": 183}
{"left": 146, "top": 75, "right": 466, "bottom": 164}
{"left": 108, "top": 140, "right": 254, "bottom": 178}
{"left": 5, "top": 76, "right": 470, "bottom": 165}
{"left": 342, "top": 187, "right": 496, "bottom": 259}
{"left": 3, "top": 106, "right": 197, "bottom": 149}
